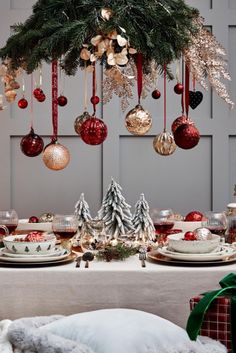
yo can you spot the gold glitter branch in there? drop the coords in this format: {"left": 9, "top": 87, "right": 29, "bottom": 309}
{"left": 184, "top": 16, "right": 234, "bottom": 109}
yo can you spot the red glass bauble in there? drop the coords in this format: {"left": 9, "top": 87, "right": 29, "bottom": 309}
{"left": 29, "top": 216, "right": 39, "bottom": 223}
{"left": 174, "top": 83, "right": 184, "bottom": 95}
{"left": 20, "top": 128, "right": 44, "bottom": 157}
{"left": 33, "top": 88, "right": 43, "bottom": 98}
{"left": 185, "top": 211, "right": 204, "bottom": 222}
{"left": 57, "top": 95, "right": 68, "bottom": 106}
{"left": 171, "top": 115, "right": 193, "bottom": 133}
{"left": 152, "top": 89, "right": 161, "bottom": 99}
{"left": 80, "top": 117, "right": 108, "bottom": 145}
{"left": 18, "top": 98, "right": 28, "bottom": 109}
{"left": 90, "top": 96, "right": 100, "bottom": 105}
{"left": 174, "top": 123, "right": 200, "bottom": 150}
{"left": 37, "top": 93, "right": 46, "bottom": 102}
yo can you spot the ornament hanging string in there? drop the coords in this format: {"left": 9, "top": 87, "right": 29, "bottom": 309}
{"left": 176, "top": 59, "right": 181, "bottom": 83}
{"left": 164, "top": 64, "right": 167, "bottom": 131}
{"left": 30, "top": 73, "right": 34, "bottom": 129}
{"left": 92, "top": 63, "right": 97, "bottom": 116}
{"left": 51, "top": 60, "right": 58, "bottom": 142}
{"left": 84, "top": 63, "right": 88, "bottom": 112}
{"left": 192, "top": 75, "right": 196, "bottom": 92}
{"left": 185, "top": 63, "right": 190, "bottom": 118}
{"left": 136, "top": 53, "right": 143, "bottom": 104}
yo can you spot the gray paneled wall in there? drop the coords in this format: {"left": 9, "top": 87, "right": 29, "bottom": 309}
{"left": 0, "top": 0, "right": 235, "bottom": 218}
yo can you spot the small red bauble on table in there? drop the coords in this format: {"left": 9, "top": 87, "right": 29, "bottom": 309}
{"left": 152, "top": 89, "right": 161, "bottom": 99}
{"left": 90, "top": 96, "right": 100, "bottom": 105}
{"left": 185, "top": 211, "right": 205, "bottom": 222}
{"left": 18, "top": 98, "right": 28, "bottom": 109}
{"left": 174, "top": 122, "right": 200, "bottom": 150}
{"left": 33, "top": 88, "right": 43, "bottom": 99}
{"left": 80, "top": 117, "right": 108, "bottom": 145}
{"left": 29, "top": 216, "right": 39, "bottom": 223}
{"left": 184, "top": 231, "right": 197, "bottom": 241}
{"left": 57, "top": 95, "right": 68, "bottom": 107}
{"left": 174, "top": 83, "right": 184, "bottom": 95}
{"left": 20, "top": 128, "right": 44, "bottom": 157}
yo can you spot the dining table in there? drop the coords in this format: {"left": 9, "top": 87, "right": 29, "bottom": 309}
{"left": 1, "top": 254, "right": 235, "bottom": 329}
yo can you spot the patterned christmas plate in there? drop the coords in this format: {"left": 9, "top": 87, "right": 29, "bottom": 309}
{"left": 0, "top": 248, "right": 70, "bottom": 263}
{"left": 0, "top": 253, "right": 76, "bottom": 267}
{"left": 148, "top": 250, "right": 236, "bottom": 266}
{"left": 0, "top": 246, "right": 65, "bottom": 258}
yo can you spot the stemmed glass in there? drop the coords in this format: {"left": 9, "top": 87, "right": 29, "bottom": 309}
{"left": 151, "top": 209, "right": 174, "bottom": 245}
{"left": 52, "top": 215, "right": 79, "bottom": 252}
{"left": 202, "top": 212, "right": 228, "bottom": 243}
{"left": 0, "top": 210, "right": 18, "bottom": 234}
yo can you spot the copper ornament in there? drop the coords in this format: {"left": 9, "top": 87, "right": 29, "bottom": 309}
{"left": 125, "top": 104, "right": 152, "bottom": 136}
{"left": 74, "top": 111, "right": 91, "bottom": 136}
{"left": 153, "top": 131, "right": 176, "bottom": 156}
{"left": 43, "top": 142, "right": 70, "bottom": 171}
{"left": 5, "top": 89, "right": 17, "bottom": 102}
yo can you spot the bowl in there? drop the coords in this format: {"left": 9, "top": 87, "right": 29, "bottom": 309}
{"left": 3, "top": 233, "right": 56, "bottom": 255}
{"left": 167, "top": 233, "right": 220, "bottom": 254}
{"left": 17, "top": 219, "right": 52, "bottom": 232}
{"left": 174, "top": 221, "right": 203, "bottom": 233}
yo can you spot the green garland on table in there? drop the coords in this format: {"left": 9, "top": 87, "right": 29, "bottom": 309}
{"left": 96, "top": 243, "right": 138, "bottom": 262}
{"left": 0, "top": 0, "right": 199, "bottom": 76}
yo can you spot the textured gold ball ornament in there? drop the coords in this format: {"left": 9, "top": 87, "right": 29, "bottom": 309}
{"left": 153, "top": 131, "right": 176, "bottom": 156}
{"left": 5, "top": 90, "right": 17, "bottom": 102}
{"left": 74, "top": 111, "right": 90, "bottom": 136}
{"left": 43, "top": 142, "right": 70, "bottom": 171}
{"left": 125, "top": 104, "right": 152, "bottom": 136}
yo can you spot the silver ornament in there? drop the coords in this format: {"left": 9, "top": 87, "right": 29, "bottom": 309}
{"left": 39, "top": 213, "right": 54, "bottom": 223}
{"left": 74, "top": 111, "right": 91, "bottom": 136}
{"left": 153, "top": 130, "right": 176, "bottom": 156}
{"left": 125, "top": 104, "right": 152, "bottom": 135}
{"left": 194, "top": 227, "right": 213, "bottom": 240}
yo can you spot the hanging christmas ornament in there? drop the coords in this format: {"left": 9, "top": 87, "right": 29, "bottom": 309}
{"left": 57, "top": 95, "right": 68, "bottom": 106}
{"left": 37, "top": 92, "right": 46, "bottom": 102}
{"left": 33, "top": 88, "right": 43, "bottom": 99}
{"left": 34, "top": 67, "right": 46, "bottom": 102}
{"left": 174, "top": 123, "right": 200, "bottom": 150}
{"left": 20, "top": 127, "right": 44, "bottom": 157}
{"left": 174, "top": 60, "right": 184, "bottom": 95}
{"left": 173, "top": 64, "right": 200, "bottom": 150}
{"left": 125, "top": 54, "right": 152, "bottom": 135}
{"left": 80, "top": 117, "right": 108, "bottom": 145}
{"left": 5, "top": 90, "right": 16, "bottom": 102}
{"left": 153, "top": 64, "right": 176, "bottom": 156}
{"left": 43, "top": 141, "right": 70, "bottom": 170}
{"left": 18, "top": 98, "right": 28, "bottom": 109}
{"left": 174, "top": 83, "right": 184, "bottom": 95}
{"left": 189, "top": 91, "right": 203, "bottom": 109}
{"left": 171, "top": 115, "right": 191, "bottom": 134}
{"left": 153, "top": 131, "right": 176, "bottom": 156}
{"left": 152, "top": 89, "right": 161, "bottom": 99}
{"left": 90, "top": 95, "right": 100, "bottom": 105}
{"left": 74, "top": 111, "right": 91, "bottom": 136}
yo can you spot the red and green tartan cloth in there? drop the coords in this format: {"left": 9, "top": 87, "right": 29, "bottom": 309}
{"left": 186, "top": 273, "right": 236, "bottom": 353}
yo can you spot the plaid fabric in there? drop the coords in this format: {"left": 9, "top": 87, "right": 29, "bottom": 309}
{"left": 190, "top": 296, "right": 231, "bottom": 353}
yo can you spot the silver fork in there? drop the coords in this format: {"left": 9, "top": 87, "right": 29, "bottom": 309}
{"left": 75, "top": 256, "right": 82, "bottom": 268}
{"left": 139, "top": 251, "right": 146, "bottom": 268}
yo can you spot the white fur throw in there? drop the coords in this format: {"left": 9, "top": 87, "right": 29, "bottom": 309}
{"left": 0, "top": 309, "right": 227, "bottom": 353}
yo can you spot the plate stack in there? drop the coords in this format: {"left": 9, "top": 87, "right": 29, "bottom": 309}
{"left": 0, "top": 232, "right": 75, "bottom": 266}
{"left": 148, "top": 232, "right": 236, "bottom": 265}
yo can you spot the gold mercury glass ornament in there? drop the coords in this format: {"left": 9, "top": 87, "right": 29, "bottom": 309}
{"left": 153, "top": 130, "right": 176, "bottom": 156}
{"left": 125, "top": 104, "right": 152, "bottom": 136}
{"left": 74, "top": 111, "right": 90, "bottom": 136}
{"left": 43, "top": 142, "right": 70, "bottom": 171}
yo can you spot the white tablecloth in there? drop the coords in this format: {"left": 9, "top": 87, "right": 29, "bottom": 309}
{"left": 1, "top": 255, "right": 235, "bottom": 328}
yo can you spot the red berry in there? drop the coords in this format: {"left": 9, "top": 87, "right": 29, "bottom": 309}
{"left": 174, "top": 83, "right": 184, "bottom": 95}
{"left": 18, "top": 98, "right": 28, "bottom": 109}
{"left": 184, "top": 231, "right": 197, "bottom": 241}
{"left": 57, "top": 95, "right": 68, "bottom": 107}
{"left": 152, "top": 89, "right": 161, "bottom": 99}
{"left": 29, "top": 216, "right": 39, "bottom": 223}
{"left": 185, "top": 211, "right": 204, "bottom": 222}
{"left": 90, "top": 96, "right": 100, "bottom": 105}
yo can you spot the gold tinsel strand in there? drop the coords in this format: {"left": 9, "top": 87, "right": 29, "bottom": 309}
{"left": 184, "top": 16, "right": 234, "bottom": 109}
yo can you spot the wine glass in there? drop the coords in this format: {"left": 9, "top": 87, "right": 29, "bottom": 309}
{"left": 151, "top": 209, "right": 174, "bottom": 245}
{"left": 52, "top": 214, "right": 79, "bottom": 252}
{"left": 202, "top": 212, "right": 228, "bottom": 243}
{"left": 0, "top": 210, "right": 18, "bottom": 234}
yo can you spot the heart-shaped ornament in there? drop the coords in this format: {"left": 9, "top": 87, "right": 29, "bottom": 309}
{"left": 189, "top": 91, "right": 203, "bottom": 109}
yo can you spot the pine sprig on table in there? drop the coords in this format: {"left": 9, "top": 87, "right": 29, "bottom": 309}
{"left": 0, "top": 0, "right": 199, "bottom": 77}
{"left": 96, "top": 243, "right": 137, "bottom": 262}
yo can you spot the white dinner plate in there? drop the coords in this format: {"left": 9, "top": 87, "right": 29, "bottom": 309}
{"left": 158, "top": 246, "right": 236, "bottom": 262}
{"left": 0, "top": 248, "right": 70, "bottom": 263}
{"left": 0, "top": 246, "right": 65, "bottom": 258}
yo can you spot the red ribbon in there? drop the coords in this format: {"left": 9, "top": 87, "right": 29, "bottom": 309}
{"left": 52, "top": 60, "right": 58, "bottom": 142}
{"left": 185, "top": 63, "right": 190, "bottom": 118}
{"left": 92, "top": 63, "right": 96, "bottom": 115}
{"left": 164, "top": 64, "right": 167, "bottom": 131}
{"left": 193, "top": 76, "right": 196, "bottom": 92}
{"left": 136, "top": 53, "right": 143, "bottom": 104}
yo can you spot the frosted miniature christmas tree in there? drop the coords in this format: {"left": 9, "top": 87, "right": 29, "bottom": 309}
{"left": 98, "top": 178, "right": 134, "bottom": 238}
{"left": 74, "top": 193, "right": 92, "bottom": 230}
{"left": 132, "top": 194, "right": 155, "bottom": 242}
